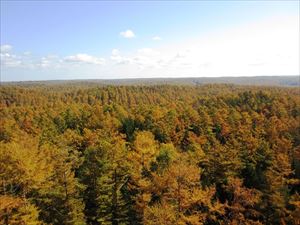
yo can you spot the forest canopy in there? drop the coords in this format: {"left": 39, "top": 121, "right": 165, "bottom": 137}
{"left": 0, "top": 84, "right": 299, "bottom": 225}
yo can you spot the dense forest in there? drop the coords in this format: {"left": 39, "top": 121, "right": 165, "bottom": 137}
{"left": 0, "top": 84, "right": 299, "bottom": 225}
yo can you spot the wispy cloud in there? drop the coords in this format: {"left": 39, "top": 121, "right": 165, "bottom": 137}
{"left": 64, "top": 54, "right": 105, "bottom": 65}
{"left": 0, "top": 45, "right": 23, "bottom": 67}
{"left": 1, "top": 48, "right": 106, "bottom": 69}
{"left": 152, "top": 36, "right": 162, "bottom": 41}
{"left": 111, "top": 49, "right": 120, "bottom": 56}
{"left": 0, "top": 52, "right": 22, "bottom": 67}
{"left": 23, "top": 51, "right": 31, "bottom": 56}
{"left": 120, "top": 29, "right": 136, "bottom": 38}
{"left": 110, "top": 49, "right": 131, "bottom": 65}
{"left": 36, "top": 55, "right": 61, "bottom": 69}
{"left": 0, "top": 44, "right": 13, "bottom": 52}
{"left": 137, "top": 48, "right": 160, "bottom": 56}
{"left": 110, "top": 47, "right": 175, "bottom": 69}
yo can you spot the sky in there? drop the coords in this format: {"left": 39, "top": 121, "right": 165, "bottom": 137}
{"left": 0, "top": 1, "right": 299, "bottom": 81}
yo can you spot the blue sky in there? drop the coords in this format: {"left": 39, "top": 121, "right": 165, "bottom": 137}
{"left": 1, "top": 1, "right": 299, "bottom": 81}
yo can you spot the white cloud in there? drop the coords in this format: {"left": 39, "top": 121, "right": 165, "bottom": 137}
{"left": 0, "top": 44, "right": 13, "bottom": 52}
{"left": 111, "top": 49, "right": 120, "bottom": 56}
{"left": 0, "top": 45, "right": 12, "bottom": 52}
{"left": 64, "top": 54, "right": 105, "bottom": 65}
{"left": 23, "top": 51, "right": 31, "bottom": 56}
{"left": 137, "top": 48, "right": 159, "bottom": 55}
{"left": 0, "top": 53, "right": 22, "bottom": 67}
{"left": 110, "top": 49, "right": 132, "bottom": 65}
{"left": 152, "top": 36, "right": 162, "bottom": 41}
{"left": 110, "top": 48, "right": 163, "bottom": 68}
{"left": 120, "top": 29, "right": 136, "bottom": 38}
{"left": 38, "top": 57, "right": 51, "bottom": 68}
{"left": 0, "top": 45, "right": 24, "bottom": 67}
{"left": 36, "top": 55, "right": 61, "bottom": 69}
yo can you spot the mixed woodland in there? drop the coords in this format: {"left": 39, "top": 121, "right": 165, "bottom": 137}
{"left": 0, "top": 84, "right": 299, "bottom": 225}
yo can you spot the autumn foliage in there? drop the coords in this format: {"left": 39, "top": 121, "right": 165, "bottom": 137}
{"left": 0, "top": 84, "right": 299, "bottom": 224}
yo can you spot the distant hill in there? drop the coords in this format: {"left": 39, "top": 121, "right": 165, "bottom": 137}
{"left": 1, "top": 75, "right": 299, "bottom": 87}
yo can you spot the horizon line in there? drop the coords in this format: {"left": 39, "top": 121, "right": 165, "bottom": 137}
{"left": 1, "top": 75, "right": 299, "bottom": 83}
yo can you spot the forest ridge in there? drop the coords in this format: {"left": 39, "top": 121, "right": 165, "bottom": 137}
{"left": 0, "top": 84, "right": 300, "bottom": 224}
